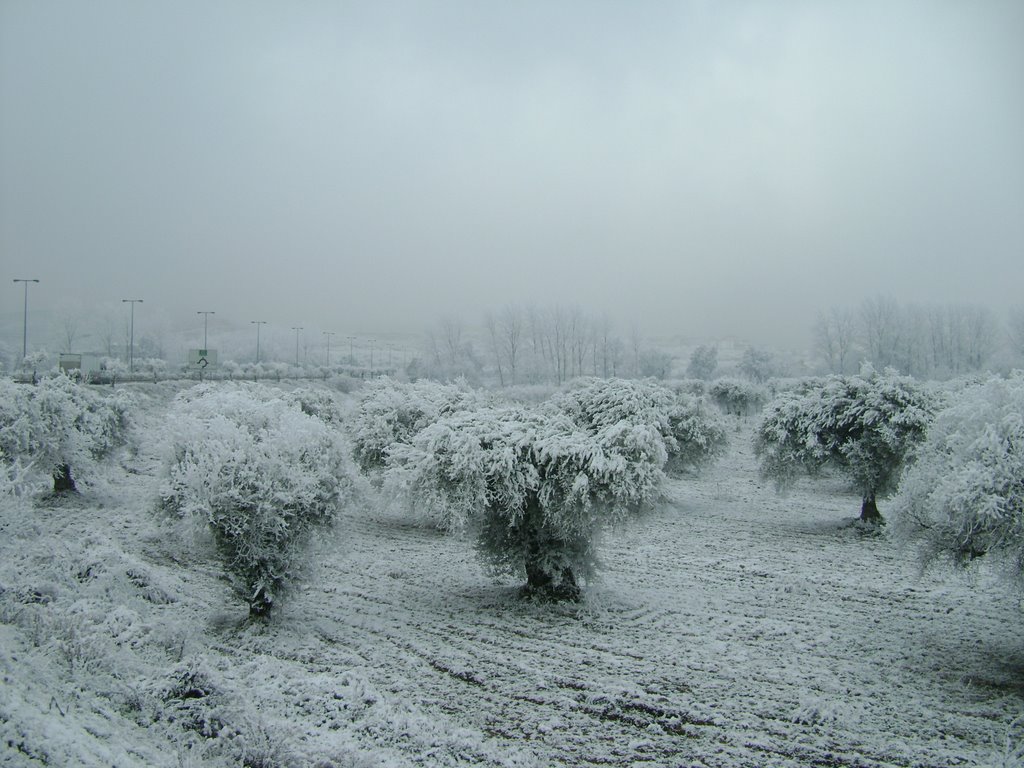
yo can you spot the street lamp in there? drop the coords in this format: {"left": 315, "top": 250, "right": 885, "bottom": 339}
{"left": 369, "top": 338, "right": 376, "bottom": 373}
{"left": 13, "top": 279, "right": 39, "bottom": 361}
{"left": 197, "top": 311, "right": 215, "bottom": 349}
{"left": 251, "top": 320, "right": 267, "bottom": 363}
{"left": 323, "top": 331, "right": 336, "bottom": 366}
{"left": 291, "top": 327, "right": 303, "bottom": 367}
{"left": 347, "top": 335, "right": 355, "bottom": 364}
{"left": 122, "top": 299, "right": 143, "bottom": 372}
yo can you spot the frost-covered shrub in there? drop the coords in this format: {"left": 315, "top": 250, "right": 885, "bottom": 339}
{"left": 0, "top": 375, "right": 132, "bottom": 492}
{"left": 671, "top": 378, "right": 708, "bottom": 397}
{"left": 159, "top": 658, "right": 228, "bottom": 738}
{"left": 664, "top": 393, "right": 729, "bottom": 473}
{"left": 283, "top": 387, "right": 346, "bottom": 425}
{"left": 326, "top": 373, "right": 361, "bottom": 394}
{"left": 551, "top": 377, "right": 674, "bottom": 431}
{"left": 351, "top": 377, "right": 480, "bottom": 471}
{"left": 387, "top": 404, "right": 667, "bottom": 600}
{"left": 550, "top": 377, "right": 726, "bottom": 475}
{"left": 892, "top": 375, "right": 1024, "bottom": 581}
{"left": 739, "top": 346, "right": 778, "bottom": 383}
{"left": 160, "top": 384, "right": 361, "bottom": 617}
{"left": 755, "top": 370, "right": 935, "bottom": 523}
{"left": 687, "top": 344, "right": 718, "bottom": 381}
{"left": 709, "top": 377, "right": 767, "bottom": 417}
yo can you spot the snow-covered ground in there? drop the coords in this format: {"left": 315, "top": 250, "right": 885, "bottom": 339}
{"left": 2, "top": 383, "right": 1022, "bottom": 767}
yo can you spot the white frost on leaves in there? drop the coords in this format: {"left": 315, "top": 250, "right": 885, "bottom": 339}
{"left": 893, "top": 373, "right": 1024, "bottom": 580}
{"left": 0, "top": 374, "right": 132, "bottom": 492}
{"left": 755, "top": 370, "right": 935, "bottom": 504}
{"left": 159, "top": 383, "right": 363, "bottom": 610}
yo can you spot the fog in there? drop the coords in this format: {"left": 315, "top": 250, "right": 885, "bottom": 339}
{"left": 2, "top": 0, "right": 1022, "bottom": 351}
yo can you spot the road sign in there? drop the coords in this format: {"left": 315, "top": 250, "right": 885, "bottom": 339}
{"left": 188, "top": 349, "right": 218, "bottom": 368}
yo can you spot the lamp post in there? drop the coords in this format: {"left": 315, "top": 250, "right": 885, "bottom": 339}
{"left": 197, "top": 311, "right": 215, "bottom": 349}
{"left": 291, "top": 327, "right": 303, "bottom": 367}
{"left": 369, "top": 338, "right": 375, "bottom": 373}
{"left": 251, "top": 320, "right": 267, "bottom": 363}
{"left": 347, "top": 335, "right": 355, "bottom": 364}
{"left": 122, "top": 299, "right": 143, "bottom": 372}
{"left": 323, "top": 331, "right": 336, "bottom": 366}
{"left": 13, "top": 279, "right": 39, "bottom": 361}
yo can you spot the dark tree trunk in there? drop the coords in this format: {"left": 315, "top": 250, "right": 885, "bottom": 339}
{"left": 860, "top": 491, "right": 882, "bottom": 524}
{"left": 53, "top": 464, "right": 77, "bottom": 493}
{"left": 248, "top": 586, "right": 273, "bottom": 619}
{"left": 521, "top": 494, "right": 581, "bottom": 602}
{"left": 524, "top": 560, "right": 580, "bottom": 602}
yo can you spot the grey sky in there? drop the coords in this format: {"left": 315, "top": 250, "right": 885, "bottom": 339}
{"left": 2, "top": 0, "right": 1022, "bottom": 347}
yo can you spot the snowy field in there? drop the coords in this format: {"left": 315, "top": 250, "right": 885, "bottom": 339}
{"left": 2, "top": 382, "right": 1022, "bottom": 767}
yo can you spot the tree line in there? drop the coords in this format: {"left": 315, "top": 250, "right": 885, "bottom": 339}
{"left": 420, "top": 306, "right": 675, "bottom": 386}
{"left": 813, "top": 297, "right": 1022, "bottom": 379}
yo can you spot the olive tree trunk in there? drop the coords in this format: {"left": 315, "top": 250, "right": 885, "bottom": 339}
{"left": 521, "top": 494, "right": 581, "bottom": 602}
{"left": 860, "top": 491, "right": 882, "bottom": 524}
{"left": 53, "top": 464, "right": 77, "bottom": 493}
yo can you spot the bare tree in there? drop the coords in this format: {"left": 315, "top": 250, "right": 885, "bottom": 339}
{"left": 687, "top": 344, "right": 718, "bottom": 380}
{"left": 629, "top": 323, "right": 643, "bottom": 378}
{"left": 525, "top": 304, "right": 549, "bottom": 383}
{"left": 546, "top": 305, "right": 570, "bottom": 384}
{"left": 1010, "top": 307, "right": 1024, "bottom": 364}
{"left": 61, "top": 316, "right": 79, "bottom": 353}
{"left": 921, "top": 304, "right": 997, "bottom": 377}
{"left": 499, "top": 305, "right": 524, "bottom": 385}
{"left": 859, "top": 296, "right": 903, "bottom": 371}
{"left": 962, "top": 305, "right": 997, "bottom": 372}
{"left": 813, "top": 308, "right": 858, "bottom": 374}
{"left": 597, "top": 315, "right": 615, "bottom": 377}
{"left": 441, "top": 315, "right": 463, "bottom": 367}
{"left": 484, "top": 311, "right": 506, "bottom": 387}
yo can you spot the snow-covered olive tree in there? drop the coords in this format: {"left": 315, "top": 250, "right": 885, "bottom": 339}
{"left": 0, "top": 374, "right": 132, "bottom": 493}
{"left": 755, "top": 370, "right": 935, "bottom": 523}
{"left": 892, "top": 375, "right": 1024, "bottom": 580}
{"left": 388, "top": 404, "right": 668, "bottom": 600}
{"left": 687, "top": 344, "right": 718, "bottom": 381}
{"left": 664, "top": 393, "right": 730, "bottom": 474}
{"left": 283, "top": 387, "right": 346, "bottom": 425}
{"left": 549, "top": 377, "right": 727, "bottom": 475}
{"left": 350, "top": 377, "right": 480, "bottom": 472}
{"left": 160, "top": 384, "right": 361, "bottom": 617}
{"left": 709, "top": 377, "right": 766, "bottom": 418}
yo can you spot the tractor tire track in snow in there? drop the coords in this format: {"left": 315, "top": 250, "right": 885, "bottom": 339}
{"left": 237, "top": 422, "right": 1023, "bottom": 767}
{"left": 18, "top": 389, "right": 1014, "bottom": 768}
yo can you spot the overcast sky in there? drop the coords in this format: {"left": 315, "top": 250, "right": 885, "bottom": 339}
{"left": 2, "top": 0, "right": 1022, "bottom": 347}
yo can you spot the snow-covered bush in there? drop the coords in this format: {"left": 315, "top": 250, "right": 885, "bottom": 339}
{"left": 0, "top": 375, "right": 132, "bottom": 493}
{"left": 709, "top": 377, "right": 767, "bottom": 417}
{"left": 892, "top": 375, "right": 1024, "bottom": 580}
{"left": 387, "top": 404, "right": 667, "bottom": 600}
{"left": 687, "top": 344, "right": 718, "bottom": 381}
{"left": 284, "top": 387, "right": 346, "bottom": 425}
{"left": 755, "top": 370, "right": 935, "bottom": 523}
{"left": 351, "top": 377, "right": 480, "bottom": 471}
{"left": 664, "top": 393, "right": 729, "bottom": 473}
{"left": 739, "top": 346, "right": 778, "bottom": 383}
{"left": 550, "top": 377, "right": 726, "bottom": 475}
{"left": 160, "top": 384, "right": 361, "bottom": 617}
{"left": 672, "top": 379, "right": 708, "bottom": 397}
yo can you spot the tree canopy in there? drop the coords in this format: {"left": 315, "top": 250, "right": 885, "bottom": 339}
{"left": 893, "top": 375, "right": 1024, "bottom": 579}
{"left": 755, "top": 370, "right": 936, "bottom": 522}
